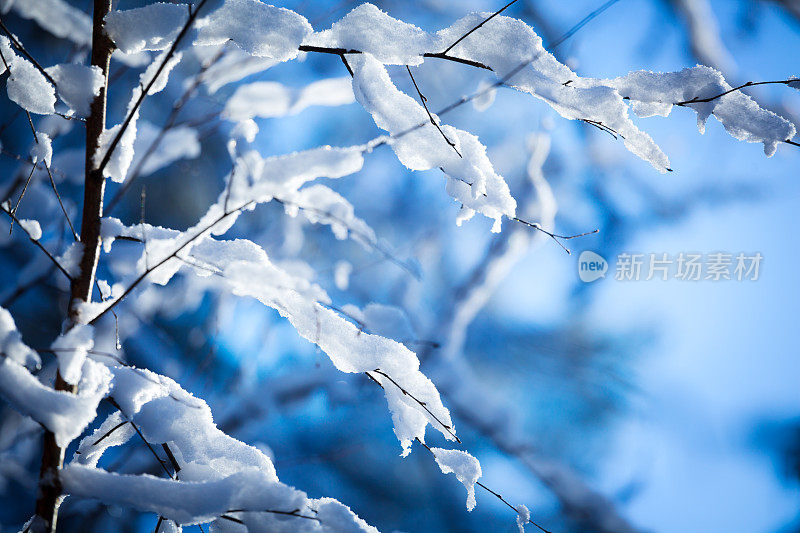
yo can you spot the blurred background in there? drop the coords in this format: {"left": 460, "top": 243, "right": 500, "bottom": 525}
{"left": 0, "top": 0, "right": 798, "bottom": 531}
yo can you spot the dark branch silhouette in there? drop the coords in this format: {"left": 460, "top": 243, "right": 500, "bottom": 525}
{"left": 406, "top": 65, "right": 462, "bottom": 158}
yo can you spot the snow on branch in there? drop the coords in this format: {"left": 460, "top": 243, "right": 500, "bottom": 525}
{"left": 91, "top": 188, "right": 458, "bottom": 456}
{"left": 0, "top": 307, "right": 40, "bottom": 369}
{"left": 303, "top": 3, "right": 796, "bottom": 168}
{"left": 57, "top": 364, "right": 379, "bottom": 531}
{"left": 430, "top": 446, "right": 482, "bottom": 511}
{"left": 224, "top": 77, "right": 355, "bottom": 122}
{"left": 0, "top": 309, "right": 111, "bottom": 447}
{"left": 2, "top": 1, "right": 796, "bottom": 531}
{"left": 604, "top": 68, "right": 797, "bottom": 156}
{"left": 2, "top": 0, "right": 91, "bottom": 47}
{"left": 0, "top": 32, "right": 102, "bottom": 118}
{"left": 93, "top": 49, "right": 184, "bottom": 182}
{"left": 351, "top": 53, "right": 516, "bottom": 232}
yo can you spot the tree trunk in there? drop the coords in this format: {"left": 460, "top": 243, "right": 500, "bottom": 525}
{"left": 32, "top": 1, "right": 114, "bottom": 531}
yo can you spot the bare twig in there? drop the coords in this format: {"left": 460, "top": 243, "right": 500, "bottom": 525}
{"left": 420, "top": 52, "right": 493, "bottom": 71}
{"left": 6, "top": 109, "right": 77, "bottom": 239}
{"left": 441, "top": 0, "right": 519, "bottom": 54}
{"left": 340, "top": 53, "right": 353, "bottom": 76}
{"left": 90, "top": 421, "right": 129, "bottom": 448}
{"left": 675, "top": 78, "right": 798, "bottom": 105}
{"left": 511, "top": 217, "right": 598, "bottom": 255}
{"left": 299, "top": 44, "right": 494, "bottom": 71}
{"left": 161, "top": 443, "right": 181, "bottom": 475}
{"left": 406, "top": 66, "right": 462, "bottom": 157}
{"left": 43, "top": 161, "right": 79, "bottom": 241}
{"left": 580, "top": 119, "right": 621, "bottom": 140}
{"left": 0, "top": 204, "right": 73, "bottom": 280}
{"left": 415, "top": 438, "right": 551, "bottom": 533}
{"left": 8, "top": 164, "right": 36, "bottom": 233}
{"left": 0, "top": 17, "right": 58, "bottom": 86}
{"left": 141, "top": 187, "right": 150, "bottom": 271}
{"left": 548, "top": 0, "right": 621, "bottom": 50}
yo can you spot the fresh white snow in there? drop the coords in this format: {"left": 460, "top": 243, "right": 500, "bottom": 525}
{"left": 431, "top": 447, "right": 482, "bottom": 511}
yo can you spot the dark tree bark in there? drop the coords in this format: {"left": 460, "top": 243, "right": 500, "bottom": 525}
{"left": 32, "top": 1, "right": 114, "bottom": 531}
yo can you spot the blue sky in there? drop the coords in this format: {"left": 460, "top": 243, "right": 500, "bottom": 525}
{"left": 481, "top": 1, "right": 800, "bottom": 530}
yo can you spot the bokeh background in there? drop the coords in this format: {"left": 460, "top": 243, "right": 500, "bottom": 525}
{"left": 0, "top": 0, "right": 798, "bottom": 532}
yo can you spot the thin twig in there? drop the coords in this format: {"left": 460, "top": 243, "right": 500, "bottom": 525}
{"left": 548, "top": 0, "right": 621, "bottom": 50}
{"left": 141, "top": 187, "right": 150, "bottom": 271}
{"left": 580, "top": 119, "right": 621, "bottom": 140}
{"left": 7, "top": 110, "right": 65, "bottom": 235}
{"left": 87, "top": 200, "right": 256, "bottom": 324}
{"left": 95, "top": 0, "right": 210, "bottom": 176}
{"left": 161, "top": 443, "right": 181, "bottom": 475}
{"left": 90, "top": 421, "right": 129, "bottom": 447}
{"left": 105, "top": 45, "right": 227, "bottom": 214}
{"left": 406, "top": 66, "right": 462, "bottom": 157}
{"left": 272, "top": 196, "right": 418, "bottom": 278}
{"left": 415, "top": 438, "right": 551, "bottom": 533}
{"left": 297, "top": 45, "right": 360, "bottom": 56}
{"left": 106, "top": 398, "right": 173, "bottom": 479}
{"left": 0, "top": 17, "right": 58, "bottom": 86}
{"left": 339, "top": 53, "right": 353, "bottom": 76}
{"left": 441, "top": 0, "right": 519, "bottom": 54}
{"left": 369, "top": 369, "right": 461, "bottom": 443}
{"left": 476, "top": 480, "right": 551, "bottom": 533}
{"left": 8, "top": 164, "right": 35, "bottom": 233}
{"left": 43, "top": 161, "right": 79, "bottom": 241}
{"left": 0, "top": 204, "right": 73, "bottom": 280}
{"left": 675, "top": 79, "right": 799, "bottom": 105}
{"left": 420, "top": 52, "right": 493, "bottom": 71}
{"left": 225, "top": 509, "right": 320, "bottom": 522}
{"left": 25, "top": 112, "right": 39, "bottom": 143}
{"left": 299, "top": 44, "right": 493, "bottom": 71}
{"left": 511, "top": 217, "right": 598, "bottom": 255}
